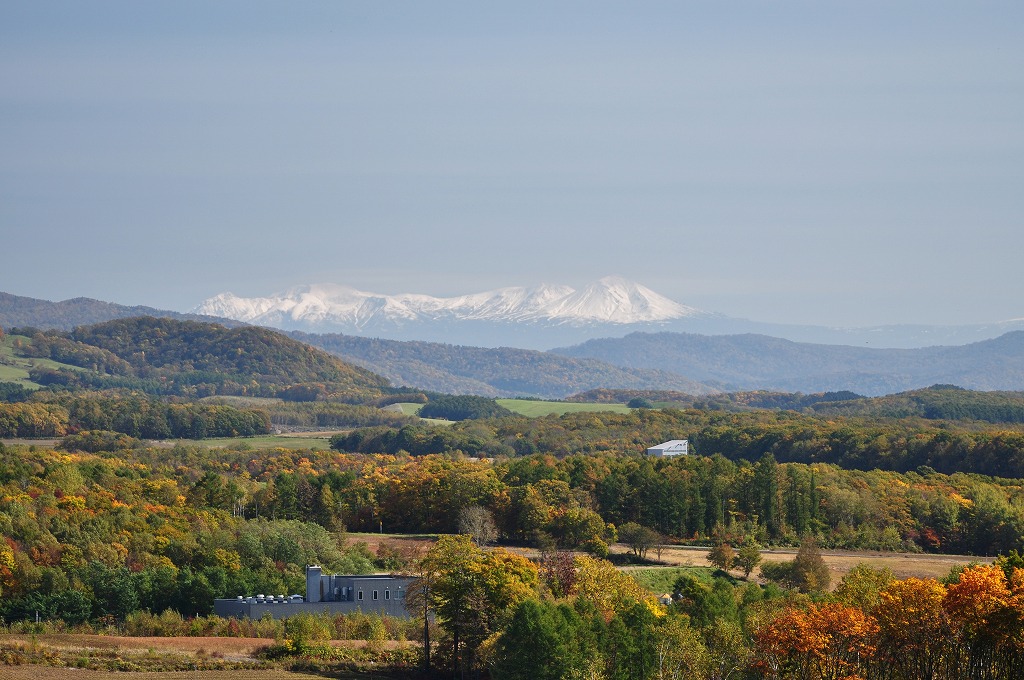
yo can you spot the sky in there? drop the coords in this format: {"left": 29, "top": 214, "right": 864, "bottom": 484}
{"left": 2, "top": 1, "right": 1022, "bottom": 328}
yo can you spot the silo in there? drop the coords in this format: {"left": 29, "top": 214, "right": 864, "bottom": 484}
{"left": 305, "top": 565, "right": 322, "bottom": 603}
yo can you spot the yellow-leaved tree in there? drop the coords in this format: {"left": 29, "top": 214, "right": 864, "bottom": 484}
{"left": 417, "top": 535, "right": 537, "bottom": 675}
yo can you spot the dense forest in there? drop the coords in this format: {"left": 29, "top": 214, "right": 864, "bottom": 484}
{"left": 3, "top": 438, "right": 1024, "bottom": 679}
{"left": 572, "top": 385, "right": 1024, "bottom": 425}
{"left": 2, "top": 434, "right": 1021, "bottom": 597}
{"left": 0, "top": 396, "right": 271, "bottom": 438}
{"left": 330, "top": 407, "right": 1024, "bottom": 478}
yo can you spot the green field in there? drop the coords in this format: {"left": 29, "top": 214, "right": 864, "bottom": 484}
{"left": 394, "top": 399, "right": 631, "bottom": 419}
{"left": 196, "top": 434, "right": 340, "bottom": 450}
{"left": 199, "top": 395, "right": 285, "bottom": 407}
{"left": 394, "top": 402, "right": 425, "bottom": 416}
{"left": 0, "top": 334, "right": 86, "bottom": 387}
{"left": 497, "top": 399, "right": 633, "bottom": 417}
{"left": 627, "top": 566, "right": 717, "bottom": 594}
{"left": 390, "top": 402, "right": 454, "bottom": 426}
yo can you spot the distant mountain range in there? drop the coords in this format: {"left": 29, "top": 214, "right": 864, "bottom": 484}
{"left": 552, "top": 331, "right": 1024, "bottom": 395}
{"left": 298, "top": 330, "right": 1024, "bottom": 397}
{"left": 194, "top": 278, "right": 1024, "bottom": 350}
{"left": 291, "top": 331, "right": 717, "bottom": 399}
{"left": 6, "top": 289, "right": 1024, "bottom": 396}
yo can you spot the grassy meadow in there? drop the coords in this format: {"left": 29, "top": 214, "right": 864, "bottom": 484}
{"left": 390, "top": 402, "right": 454, "bottom": 425}
{"left": 496, "top": 399, "right": 633, "bottom": 417}
{"left": 197, "top": 433, "right": 341, "bottom": 450}
{"left": 393, "top": 399, "right": 632, "bottom": 420}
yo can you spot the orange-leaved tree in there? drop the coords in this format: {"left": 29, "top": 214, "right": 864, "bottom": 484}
{"left": 753, "top": 602, "right": 876, "bottom": 680}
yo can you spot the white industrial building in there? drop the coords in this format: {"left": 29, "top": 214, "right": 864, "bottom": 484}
{"left": 646, "top": 439, "right": 689, "bottom": 457}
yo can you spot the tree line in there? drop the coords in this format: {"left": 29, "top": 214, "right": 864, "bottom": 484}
{"left": 0, "top": 396, "right": 271, "bottom": 438}
{"left": 415, "top": 534, "right": 1024, "bottom": 680}
{"left": 332, "top": 407, "right": 1024, "bottom": 477}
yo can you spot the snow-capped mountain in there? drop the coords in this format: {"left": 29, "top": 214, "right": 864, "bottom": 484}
{"left": 195, "top": 277, "right": 702, "bottom": 329}
{"left": 194, "top": 277, "right": 1024, "bottom": 351}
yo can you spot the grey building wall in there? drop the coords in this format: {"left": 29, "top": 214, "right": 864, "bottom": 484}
{"left": 213, "top": 569, "right": 416, "bottom": 620}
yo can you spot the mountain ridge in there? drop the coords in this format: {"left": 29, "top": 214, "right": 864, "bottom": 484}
{"left": 552, "top": 330, "right": 1024, "bottom": 395}
{"left": 194, "top": 276, "right": 704, "bottom": 331}
{"left": 290, "top": 331, "right": 717, "bottom": 399}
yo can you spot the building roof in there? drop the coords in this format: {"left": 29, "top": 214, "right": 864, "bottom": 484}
{"left": 648, "top": 439, "right": 687, "bottom": 450}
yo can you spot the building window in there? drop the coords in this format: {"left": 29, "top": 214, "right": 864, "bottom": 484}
{"left": 358, "top": 590, "right": 363, "bottom": 600}
{"left": 373, "top": 590, "right": 378, "bottom": 600}
{"left": 385, "top": 590, "right": 390, "bottom": 600}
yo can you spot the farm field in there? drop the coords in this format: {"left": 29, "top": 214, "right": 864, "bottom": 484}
{"left": 345, "top": 532, "right": 438, "bottom": 560}
{"left": 390, "top": 403, "right": 454, "bottom": 425}
{"left": 497, "top": 399, "right": 633, "bottom": 417}
{"left": 393, "top": 402, "right": 424, "bottom": 416}
{"left": 620, "top": 544, "right": 991, "bottom": 587}
{"left": 342, "top": 532, "right": 989, "bottom": 588}
{"left": 197, "top": 433, "right": 342, "bottom": 450}
{"left": 0, "top": 634, "right": 414, "bottom": 679}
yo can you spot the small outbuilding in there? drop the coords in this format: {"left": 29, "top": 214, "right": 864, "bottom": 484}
{"left": 646, "top": 439, "right": 689, "bottom": 457}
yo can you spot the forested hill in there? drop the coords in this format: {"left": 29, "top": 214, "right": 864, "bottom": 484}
{"left": 808, "top": 384, "right": 1024, "bottom": 423}
{"left": 291, "top": 331, "right": 717, "bottom": 399}
{"left": 570, "top": 385, "right": 1024, "bottom": 426}
{"left": 553, "top": 330, "right": 1024, "bottom": 395}
{"left": 15, "top": 317, "right": 390, "bottom": 400}
{"left": 0, "top": 290, "right": 234, "bottom": 331}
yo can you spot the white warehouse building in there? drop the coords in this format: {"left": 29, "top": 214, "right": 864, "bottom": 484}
{"left": 646, "top": 440, "right": 689, "bottom": 457}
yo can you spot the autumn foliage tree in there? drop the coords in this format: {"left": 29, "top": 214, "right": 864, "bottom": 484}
{"left": 755, "top": 602, "right": 877, "bottom": 680}
{"left": 752, "top": 562, "right": 1024, "bottom": 679}
{"left": 707, "top": 542, "right": 736, "bottom": 572}
{"left": 873, "top": 577, "right": 949, "bottom": 679}
{"left": 419, "top": 535, "right": 538, "bottom": 675}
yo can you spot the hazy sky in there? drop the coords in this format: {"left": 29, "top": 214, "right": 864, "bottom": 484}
{"left": 2, "top": 1, "right": 1022, "bottom": 327}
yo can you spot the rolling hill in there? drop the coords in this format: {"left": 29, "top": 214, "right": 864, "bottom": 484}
{"left": 291, "top": 331, "right": 717, "bottom": 399}
{"left": 15, "top": 317, "right": 390, "bottom": 401}
{"left": 552, "top": 331, "right": 1024, "bottom": 395}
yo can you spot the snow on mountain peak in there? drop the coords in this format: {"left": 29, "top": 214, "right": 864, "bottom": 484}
{"left": 546, "top": 276, "right": 698, "bottom": 323}
{"left": 193, "top": 278, "right": 702, "bottom": 330}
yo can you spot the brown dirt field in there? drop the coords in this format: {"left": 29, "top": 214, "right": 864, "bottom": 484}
{"left": 346, "top": 533, "right": 436, "bottom": 562}
{"left": 0, "top": 669, "right": 328, "bottom": 680}
{"left": 633, "top": 544, "right": 991, "bottom": 585}
{"left": 0, "top": 634, "right": 411, "bottom": 657}
{"left": 2, "top": 634, "right": 274, "bottom": 658}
